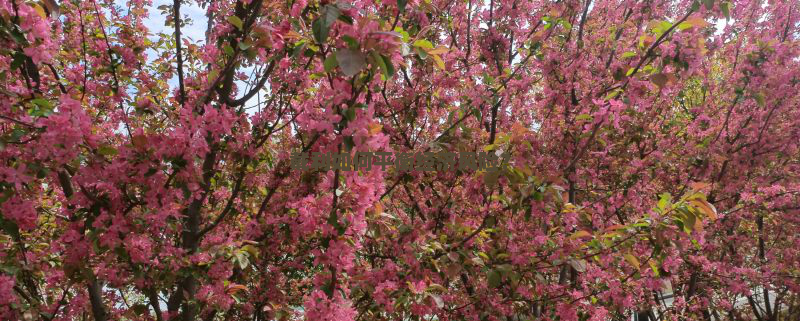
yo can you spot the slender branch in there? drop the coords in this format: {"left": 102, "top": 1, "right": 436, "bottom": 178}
{"left": 173, "top": 0, "right": 186, "bottom": 105}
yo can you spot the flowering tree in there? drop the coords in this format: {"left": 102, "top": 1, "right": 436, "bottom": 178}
{"left": 1, "top": 0, "right": 799, "bottom": 319}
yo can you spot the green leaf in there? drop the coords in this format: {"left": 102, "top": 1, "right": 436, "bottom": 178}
{"left": 327, "top": 211, "right": 340, "bottom": 230}
{"left": 477, "top": 251, "right": 490, "bottom": 261}
{"left": 30, "top": 98, "right": 51, "bottom": 109}
{"left": 371, "top": 51, "right": 394, "bottom": 78}
{"left": 131, "top": 304, "right": 149, "bottom": 315}
{"left": 98, "top": 145, "right": 118, "bottom": 156}
{"left": 621, "top": 51, "right": 637, "bottom": 58}
{"left": 245, "top": 47, "right": 258, "bottom": 59}
{"left": 626, "top": 67, "right": 636, "bottom": 76}
{"left": 234, "top": 251, "right": 250, "bottom": 269}
{"left": 485, "top": 215, "right": 497, "bottom": 228}
{"left": 29, "top": 98, "right": 53, "bottom": 117}
{"left": 0, "top": 217, "right": 20, "bottom": 239}
{"left": 753, "top": 92, "right": 765, "bottom": 106}
{"left": 570, "top": 230, "right": 592, "bottom": 240}
{"left": 311, "top": 4, "right": 341, "bottom": 44}
{"left": 222, "top": 44, "right": 234, "bottom": 56}
{"left": 398, "top": 0, "right": 407, "bottom": 13}
{"left": 341, "top": 35, "right": 359, "bottom": 49}
{"left": 343, "top": 136, "right": 355, "bottom": 151}
{"left": 394, "top": 27, "right": 411, "bottom": 42}
{"left": 613, "top": 68, "right": 626, "bottom": 81}
{"left": 487, "top": 269, "right": 502, "bottom": 288}
{"left": 413, "top": 39, "right": 434, "bottom": 50}
{"left": 623, "top": 253, "right": 640, "bottom": 269}
{"left": 144, "top": 167, "right": 158, "bottom": 177}
{"left": 703, "top": 0, "right": 714, "bottom": 10}
{"left": 238, "top": 41, "right": 251, "bottom": 50}
{"left": 322, "top": 4, "right": 341, "bottom": 27}
{"left": 684, "top": 210, "right": 697, "bottom": 233}
{"left": 292, "top": 42, "right": 307, "bottom": 58}
{"left": 242, "top": 244, "right": 260, "bottom": 258}
{"left": 345, "top": 107, "right": 356, "bottom": 121}
{"left": 338, "top": 14, "right": 353, "bottom": 25}
{"left": 371, "top": 51, "right": 387, "bottom": 73}
{"left": 721, "top": 2, "right": 731, "bottom": 20}
{"left": 657, "top": 193, "right": 672, "bottom": 212}
{"left": 10, "top": 52, "right": 25, "bottom": 70}
{"left": 9, "top": 29, "right": 27, "bottom": 45}
{"left": 324, "top": 54, "right": 339, "bottom": 73}
{"left": 649, "top": 261, "right": 661, "bottom": 277}
{"left": 415, "top": 46, "right": 428, "bottom": 59}
{"left": 336, "top": 48, "right": 366, "bottom": 77}
{"left": 27, "top": 162, "right": 48, "bottom": 179}
{"left": 322, "top": 280, "right": 334, "bottom": 297}
{"left": 0, "top": 264, "right": 19, "bottom": 276}
{"left": 312, "top": 18, "right": 329, "bottom": 43}
{"left": 652, "top": 20, "right": 672, "bottom": 36}
{"left": 227, "top": 16, "right": 244, "bottom": 31}
{"left": 381, "top": 54, "right": 395, "bottom": 77}
{"left": 432, "top": 54, "right": 445, "bottom": 70}
{"left": 427, "top": 284, "right": 448, "bottom": 293}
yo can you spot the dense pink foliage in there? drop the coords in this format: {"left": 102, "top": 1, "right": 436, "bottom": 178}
{"left": 0, "top": 0, "right": 799, "bottom": 320}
